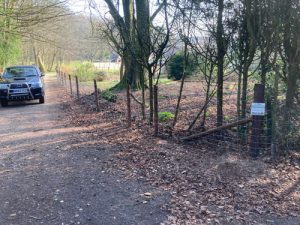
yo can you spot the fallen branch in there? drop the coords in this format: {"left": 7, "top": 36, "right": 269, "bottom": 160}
{"left": 182, "top": 117, "right": 252, "bottom": 141}
{"left": 130, "top": 93, "right": 149, "bottom": 108}
{"left": 130, "top": 93, "right": 142, "bottom": 105}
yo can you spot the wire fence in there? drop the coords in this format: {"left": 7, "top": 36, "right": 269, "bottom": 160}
{"left": 56, "top": 70, "right": 299, "bottom": 158}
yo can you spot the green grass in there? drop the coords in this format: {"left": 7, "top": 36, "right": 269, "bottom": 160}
{"left": 96, "top": 77, "right": 173, "bottom": 91}
{"left": 80, "top": 80, "right": 119, "bottom": 91}
{"left": 97, "top": 80, "right": 119, "bottom": 90}
{"left": 158, "top": 77, "right": 173, "bottom": 85}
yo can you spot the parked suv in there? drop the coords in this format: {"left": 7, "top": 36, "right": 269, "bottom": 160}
{"left": 0, "top": 65, "right": 45, "bottom": 107}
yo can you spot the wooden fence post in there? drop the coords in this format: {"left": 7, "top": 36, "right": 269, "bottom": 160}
{"left": 64, "top": 73, "right": 67, "bottom": 86}
{"left": 59, "top": 70, "right": 62, "bottom": 84}
{"left": 94, "top": 79, "right": 100, "bottom": 112}
{"left": 60, "top": 71, "right": 63, "bottom": 84}
{"left": 127, "top": 84, "right": 131, "bottom": 127}
{"left": 75, "top": 76, "right": 80, "bottom": 99}
{"left": 154, "top": 85, "right": 159, "bottom": 136}
{"left": 69, "top": 74, "right": 73, "bottom": 96}
{"left": 250, "top": 84, "right": 265, "bottom": 158}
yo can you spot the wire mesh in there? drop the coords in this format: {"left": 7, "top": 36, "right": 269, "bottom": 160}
{"left": 56, "top": 70, "right": 299, "bottom": 156}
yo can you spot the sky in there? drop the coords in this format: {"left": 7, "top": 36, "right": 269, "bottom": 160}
{"left": 68, "top": 0, "right": 107, "bottom": 14}
{"left": 68, "top": 0, "right": 162, "bottom": 18}
{"left": 68, "top": 0, "right": 91, "bottom": 14}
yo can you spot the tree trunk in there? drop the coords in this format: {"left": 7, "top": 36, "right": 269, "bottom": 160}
{"left": 117, "top": 51, "right": 142, "bottom": 90}
{"left": 173, "top": 44, "right": 189, "bottom": 128}
{"left": 237, "top": 70, "right": 242, "bottom": 118}
{"left": 271, "top": 65, "right": 279, "bottom": 158}
{"left": 120, "top": 57, "right": 124, "bottom": 81}
{"left": 216, "top": 0, "right": 225, "bottom": 127}
{"left": 154, "top": 85, "right": 159, "bottom": 136}
{"left": 136, "top": 0, "right": 150, "bottom": 120}
{"left": 285, "top": 61, "right": 298, "bottom": 109}
{"left": 141, "top": 68, "right": 146, "bottom": 120}
{"left": 105, "top": 0, "right": 142, "bottom": 90}
{"left": 149, "top": 70, "right": 154, "bottom": 123}
{"left": 200, "top": 64, "right": 214, "bottom": 129}
{"left": 241, "top": 66, "right": 249, "bottom": 119}
{"left": 48, "top": 48, "right": 57, "bottom": 72}
{"left": 260, "top": 49, "right": 268, "bottom": 86}
{"left": 127, "top": 83, "right": 131, "bottom": 127}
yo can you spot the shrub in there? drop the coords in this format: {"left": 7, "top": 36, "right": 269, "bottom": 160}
{"left": 94, "top": 71, "right": 106, "bottom": 82}
{"left": 167, "top": 51, "right": 198, "bottom": 80}
{"left": 102, "top": 90, "right": 117, "bottom": 102}
{"left": 158, "top": 111, "right": 175, "bottom": 122}
{"left": 168, "top": 53, "right": 184, "bottom": 80}
{"left": 74, "top": 62, "right": 96, "bottom": 81}
{"left": 61, "top": 62, "right": 107, "bottom": 82}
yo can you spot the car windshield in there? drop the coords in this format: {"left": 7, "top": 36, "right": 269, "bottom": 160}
{"left": 3, "top": 67, "right": 38, "bottom": 78}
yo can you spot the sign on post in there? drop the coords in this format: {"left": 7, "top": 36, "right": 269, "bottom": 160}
{"left": 250, "top": 84, "right": 265, "bottom": 158}
{"left": 251, "top": 103, "right": 266, "bottom": 116}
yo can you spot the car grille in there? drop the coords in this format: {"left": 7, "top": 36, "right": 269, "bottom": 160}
{"left": 10, "top": 83, "right": 28, "bottom": 89}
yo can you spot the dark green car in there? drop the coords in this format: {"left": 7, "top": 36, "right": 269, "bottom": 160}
{"left": 0, "top": 65, "right": 45, "bottom": 107}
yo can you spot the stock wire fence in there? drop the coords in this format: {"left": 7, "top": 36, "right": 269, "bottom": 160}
{"left": 56, "top": 70, "right": 299, "bottom": 157}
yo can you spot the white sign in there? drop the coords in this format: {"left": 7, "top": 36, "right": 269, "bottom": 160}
{"left": 251, "top": 103, "right": 266, "bottom": 116}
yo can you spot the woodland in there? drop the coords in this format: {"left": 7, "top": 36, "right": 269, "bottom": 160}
{"left": 85, "top": 0, "right": 300, "bottom": 157}
{"left": 0, "top": 0, "right": 299, "bottom": 224}
{"left": 1, "top": 0, "right": 299, "bottom": 161}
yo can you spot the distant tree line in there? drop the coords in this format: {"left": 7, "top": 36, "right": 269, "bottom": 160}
{"left": 0, "top": 0, "right": 111, "bottom": 71}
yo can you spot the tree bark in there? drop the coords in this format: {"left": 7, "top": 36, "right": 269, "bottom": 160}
{"left": 285, "top": 61, "right": 298, "bottom": 109}
{"left": 216, "top": 0, "right": 225, "bottom": 127}
{"left": 149, "top": 70, "right": 154, "bottom": 123}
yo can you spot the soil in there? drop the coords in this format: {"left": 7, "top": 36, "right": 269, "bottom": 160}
{"left": 0, "top": 75, "right": 168, "bottom": 225}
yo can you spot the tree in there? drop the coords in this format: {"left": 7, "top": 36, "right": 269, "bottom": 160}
{"left": 215, "top": 0, "right": 226, "bottom": 126}
{"left": 99, "top": 0, "right": 143, "bottom": 89}
{"left": 0, "top": 0, "right": 70, "bottom": 67}
{"left": 279, "top": 0, "right": 300, "bottom": 110}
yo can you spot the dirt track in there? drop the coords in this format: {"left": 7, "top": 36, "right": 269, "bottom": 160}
{"left": 0, "top": 74, "right": 167, "bottom": 225}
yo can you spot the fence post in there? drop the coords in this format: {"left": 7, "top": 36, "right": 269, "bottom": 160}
{"left": 127, "top": 84, "right": 131, "bottom": 127}
{"left": 75, "top": 76, "right": 80, "bottom": 99}
{"left": 58, "top": 70, "right": 61, "bottom": 83}
{"left": 69, "top": 74, "right": 73, "bottom": 96}
{"left": 154, "top": 85, "right": 159, "bottom": 136}
{"left": 60, "top": 71, "right": 63, "bottom": 84}
{"left": 250, "top": 84, "right": 265, "bottom": 158}
{"left": 94, "top": 79, "right": 100, "bottom": 112}
{"left": 64, "top": 73, "right": 67, "bottom": 86}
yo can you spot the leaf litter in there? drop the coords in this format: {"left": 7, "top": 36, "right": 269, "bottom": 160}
{"left": 63, "top": 89, "right": 300, "bottom": 225}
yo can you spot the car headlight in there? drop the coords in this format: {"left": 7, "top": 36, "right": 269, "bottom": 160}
{"left": 31, "top": 82, "right": 43, "bottom": 88}
{"left": 0, "top": 83, "right": 8, "bottom": 89}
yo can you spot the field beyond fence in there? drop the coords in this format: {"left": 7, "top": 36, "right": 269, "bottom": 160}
{"left": 93, "top": 62, "right": 121, "bottom": 71}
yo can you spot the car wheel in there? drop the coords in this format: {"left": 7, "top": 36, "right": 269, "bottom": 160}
{"left": 1, "top": 100, "right": 8, "bottom": 107}
{"left": 39, "top": 96, "right": 45, "bottom": 104}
